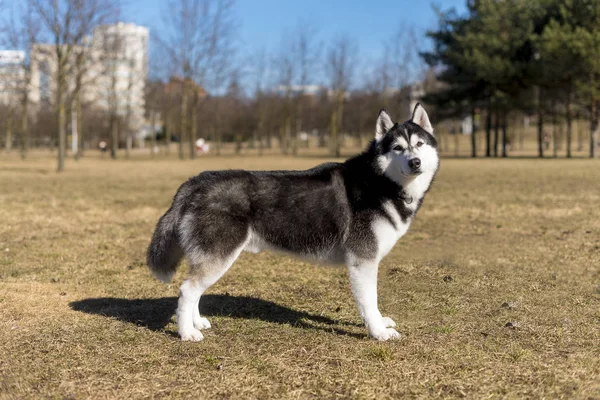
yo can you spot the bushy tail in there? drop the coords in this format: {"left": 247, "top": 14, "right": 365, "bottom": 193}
{"left": 147, "top": 202, "right": 184, "bottom": 283}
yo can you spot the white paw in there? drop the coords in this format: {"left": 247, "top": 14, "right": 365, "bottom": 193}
{"left": 180, "top": 328, "right": 204, "bottom": 341}
{"left": 193, "top": 316, "right": 212, "bottom": 330}
{"left": 370, "top": 327, "right": 401, "bottom": 341}
{"left": 381, "top": 316, "right": 396, "bottom": 328}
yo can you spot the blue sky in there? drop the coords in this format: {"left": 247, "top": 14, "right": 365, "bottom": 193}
{"left": 124, "top": 1, "right": 467, "bottom": 48}
{"left": 121, "top": 0, "right": 467, "bottom": 86}
{"left": 1, "top": 0, "right": 467, "bottom": 87}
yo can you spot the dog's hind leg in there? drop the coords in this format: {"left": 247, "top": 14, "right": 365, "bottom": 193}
{"left": 177, "top": 240, "right": 248, "bottom": 341}
{"left": 177, "top": 279, "right": 206, "bottom": 341}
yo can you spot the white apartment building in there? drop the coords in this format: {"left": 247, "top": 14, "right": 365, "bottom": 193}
{"left": 91, "top": 22, "right": 149, "bottom": 134}
{"left": 29, "top": 22, "right": 149, "bottom": 137}
{"left": 0, "top": 50, "right": 26, "bottom": 107}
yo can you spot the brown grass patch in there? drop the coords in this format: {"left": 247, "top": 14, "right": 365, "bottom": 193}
{"left": 1, "top": 152, "right": 600, "bottom": 398}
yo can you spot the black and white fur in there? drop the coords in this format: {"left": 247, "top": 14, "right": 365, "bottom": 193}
{"left": 147, "top": 103, "right": 439, "bottom": 341}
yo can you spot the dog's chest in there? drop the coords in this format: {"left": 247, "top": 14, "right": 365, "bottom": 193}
{"left": 371, "top": 200, "right": 413, "bottom": 258}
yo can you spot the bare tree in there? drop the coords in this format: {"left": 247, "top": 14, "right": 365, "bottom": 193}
{"left": 364, "top": 54, "right": 393, "bottom": 108}
{"left": 325, "top": 35, "right": 357, "bottom": 157}
{"left": 273, "top": 33, "right": 296, "bottom": 155}
{"left": 375, "top": 26, "right": 425, "bottom": 116}
{"left": 70, "top": 35, "right": 95, "bottom": 160}
{"left": 387, "top": 27, "right": 423, "bottom": 86}
{"left": 158, "top": 0, "right": 237, "bottom": 159}
{"left": 0, "top": 2, "right": 39, "bottom": 158}
{"left": 124, "top": 57, "right": 137, "bottom": 158}
{"left": 96, "top": 27, "right": 124, "bottom": 159}
{"left": 249, "top": 48, "right": 272, "bottom": 154}
{"left": 145, "top": 80, "right": 164, "bottom": 157}
{"left": 290, "top": 23, "right": 321, "bottom": 155}
{"left": 30, "top": 0, "right": 119, "bottom": 171}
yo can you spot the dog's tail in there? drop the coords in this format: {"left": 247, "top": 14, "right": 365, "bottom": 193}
{"left": 147, "top": 191, "right": 186, "bottom": 283}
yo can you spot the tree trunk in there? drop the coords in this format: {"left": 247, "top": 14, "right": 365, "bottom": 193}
{"left": 165, "top": 112, "right": 172, "bottom": 154}
{"left": 77, "top": 98, "right": 84, "bottom": 158}
{"left": 485, "top": 100, "right": 492, "bottom": 157}
{"left": 493, "top": 109, "right": 499, "bottom": 157}
{"left": 278, "top": 124, "right": 285, "bottom": 154}
{"left": 537, "top": 88, "right": 544, "bottom": 158}
{"left": 552, "top": 100, "right": 558, "bottom": 158}
{"left": 235, "top": 135, "right": 242, "bottom": 155}
{"left": 21, "top": 95, "right": 29, "bottom": 159}
{"left": 591, "top": 94, "right": 598, "bottom": 159}
{"left": 558, "top": 118, "right": 564, "bottom": 152}
{"left": 150, "top": 110, "right": 157, "bottom": 157}
{"left": 329, "top": 105, "right": 338, "bottom": 157}
{"left": 5, "top": 113, "right": 13, "bottom": 152}
{"left": 518, "top": 115, "right": 524, "bottom": 151}
{"left": 126, "top": 134, "right": 132, "bottom": 158}
{"left": 211, "top": 126, "right": 217, "bottom": 155}
{"left": 189, "top": 94, "right": 198, "bottom": 159}
{"left": 576, "top": 112, "right": 583, "bottom": 151}
{"left": 256, "top": 106, "right": 265, "bottom": 156}
{"left": 110, "top": 116, "right": 118, "bottom": 159}
{"left": 454, "top": 121, "right": 460, "bottom": 157}
{"left": 566, "top": 93, "right": 572, "bottom": 158}
{"left": 293, "top": 98, "right": 303, "bottom": 156}
{"left": 282, "top": 114, "right": 291, "bottom": 155}
{"left": 329, "top": 93, "right": 344, "bottom": 157}
{"left": 471, "top": 107, "right": 477, "bottom": 158}
{"left": 337, "top": 97, "right": 344, "bottom": 155}
{"left": 291, "top": 129, "right": 298, "bottom": 155}
{"left": 258, "top": 133, "right": 263, "bottom": 156}
{"left": 318, "top": 130, "right": 326, "bottom": 148}
{"left": 501, "top": 110, "right": 507, "bottom": 158}
{"left": 266, "top": 129, "right": 272, "bottom": 149}
{"left": 71, "top": 100, "right": 79, "bottom": 160}
{"left": 179, "top": 83, "right": 188, "bottom": 160}
{"left": 214, "top": 98, "right": 222, "bottom": 156}
{"left": 57, "top": 84, "right": 66, "bottom": 171}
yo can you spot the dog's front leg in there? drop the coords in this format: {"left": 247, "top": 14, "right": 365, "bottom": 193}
{"left": 348, "top": 261, "right": 400, "bottom": 341}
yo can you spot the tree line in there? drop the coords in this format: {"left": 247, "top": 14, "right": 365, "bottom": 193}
{"left": 1, "top": 0, "right": 598, "bottom": 172}
{"left": 423, "top": 0, "right": 600, "bottom": 158}
{"left": 0, "top": 0, "right": 427, "bottom": 170}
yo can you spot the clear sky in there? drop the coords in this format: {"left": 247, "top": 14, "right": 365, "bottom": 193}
{"left": 124, "top": 0, "right": 465, "bottom": 50}
{"left": 1, "top": 0, "right": 468, "bottom": 87}
{"left": 121, "top": 0, "right": 467, "bottom": 85}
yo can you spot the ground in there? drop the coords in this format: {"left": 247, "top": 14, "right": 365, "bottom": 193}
{"left": 1, "top": 152, "right": 599, "bottom": 399}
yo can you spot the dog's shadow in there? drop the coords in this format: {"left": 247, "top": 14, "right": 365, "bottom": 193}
{"left": 69, "top": 294, "right": 364, "bottom": 338}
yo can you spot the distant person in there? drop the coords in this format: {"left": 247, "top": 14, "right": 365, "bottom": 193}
{"left": 543, "top": 132, "right": 550, "bottom": 150}
{"left": 195, "top": 138, "right": 210, "bottom": 154}
{"left": 99, "top": 141, "right": 108, "bottom": 152}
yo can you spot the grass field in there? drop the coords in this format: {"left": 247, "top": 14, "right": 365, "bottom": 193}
{"left": 1, "top": 152, "right": 599, "bottom": 399}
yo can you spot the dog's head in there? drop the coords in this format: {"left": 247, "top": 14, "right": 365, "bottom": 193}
{"left": 373, "top": 103, "right": 439, "bottom": 185}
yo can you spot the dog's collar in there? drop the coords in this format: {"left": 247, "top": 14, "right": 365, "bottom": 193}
{"left": 400, "top": 191, "right": 413, "bottom": 204}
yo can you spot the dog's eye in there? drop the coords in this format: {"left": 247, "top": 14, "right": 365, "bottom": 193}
{"left": 393, "top": 145, "right": 404, "bottom": 152}
{"left": 416, "top": 141, "right": 424, "bottom": 148}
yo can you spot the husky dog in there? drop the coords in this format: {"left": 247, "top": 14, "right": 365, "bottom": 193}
{"left": 147, "top": 103, "right": 439, "bottom": 341}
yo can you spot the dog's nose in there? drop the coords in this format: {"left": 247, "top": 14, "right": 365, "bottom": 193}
{"left": 408, "top": 158, "right": 421, "bottom": 170}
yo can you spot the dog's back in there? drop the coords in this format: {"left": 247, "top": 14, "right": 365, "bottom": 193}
{"left": 148, "top": 163, "right": 353, "bottom": 283}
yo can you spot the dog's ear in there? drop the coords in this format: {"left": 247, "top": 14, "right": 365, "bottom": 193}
{"left": 411, "top": 103, "right": 433, "bottom": 134}
{"left": 375, "top": 109, "right": 394, "bottom": 141}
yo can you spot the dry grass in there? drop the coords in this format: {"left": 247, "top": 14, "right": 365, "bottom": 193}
{"left": 1, "top": 151, "right": 599, "bottom": 399}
